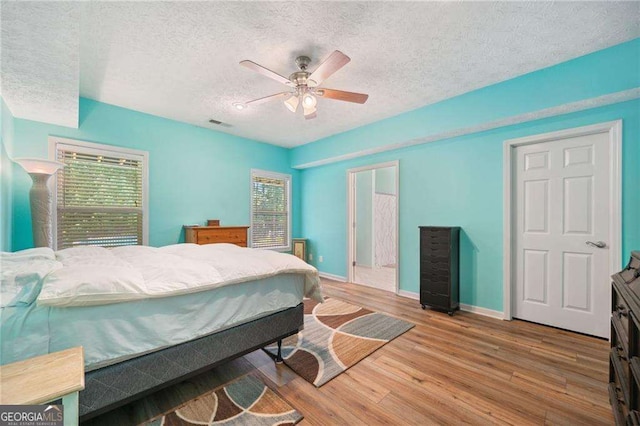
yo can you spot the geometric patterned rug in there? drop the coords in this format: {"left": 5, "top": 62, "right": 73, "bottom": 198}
{"left": 266, "top": 298, "right": 414, "bottom": 387}
{"left": 143, "top": 375, "right": 302, "bottom": 425}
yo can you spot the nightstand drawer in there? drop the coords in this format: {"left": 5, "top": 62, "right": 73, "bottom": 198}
{"left": 197, "top": 229, "right": 247, "bottom": 245}
{"left": 184, "top": 225, "right": 250, "bottom": 247}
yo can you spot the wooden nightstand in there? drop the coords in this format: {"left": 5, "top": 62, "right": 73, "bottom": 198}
{"left": 0, "top": 347, "right": 85, "bottom": 426}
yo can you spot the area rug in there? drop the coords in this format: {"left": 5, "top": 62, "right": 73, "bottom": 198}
{"left": 266, "top": 298, "right": 414, "bottom": 387}
{"left": 144, "top": 375, "right": 302, "bottom": 426}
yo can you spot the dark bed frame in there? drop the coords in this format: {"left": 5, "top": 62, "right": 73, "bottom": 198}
{"left": 78, "top": 303, "right": 304, "bottom": 422}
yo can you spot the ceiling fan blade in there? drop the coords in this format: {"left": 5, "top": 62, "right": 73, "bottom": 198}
{"left": 316, "top": 88, "right": 368, "bottom": 104}
{"left": 308, "top": 51, "right": 350, "bottom": 85}
{"left": 245, "top": 92, "right": 290, "bottom": 105}
{"left": 304, "top": 111, "right": 317, "bottom": 120}
{"left": 240, "top": 60, "right": 293, "bottom": 86}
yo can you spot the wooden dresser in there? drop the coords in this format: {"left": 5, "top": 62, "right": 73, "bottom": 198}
{"left": 184, "top": 225, "right": 250, "bottom": 247}
{"left": 610, "top": 251, "right": 640, "bottom": 425}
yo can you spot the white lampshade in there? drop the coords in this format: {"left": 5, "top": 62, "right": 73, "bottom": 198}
{"left": 303, "top": 104, "right": 317, "bottom": 117}
{"left": 302, "top": 93, "right": 317, "bottom": 108}
{"left": 14, "top": 158, "right": 64, "bottom": 175}
{"left": 284, "top": 95, "right": 299, "bottom": 113}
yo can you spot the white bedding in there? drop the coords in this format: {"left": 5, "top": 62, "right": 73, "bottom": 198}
{"left": 2, "top": 274, "right": 307, "bottom": 370}
{"left": 1, "top": 243, "right": 323, "bottom": 369}
{"left": 38, "top": 243, "right": 323, "bottom": 307}
{"left": 0, "top": 248, "right": 62, "bottom": 308}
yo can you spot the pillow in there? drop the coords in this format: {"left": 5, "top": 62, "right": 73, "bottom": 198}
{"left": 0, "top": 247, "right": 56, "bottom": 261}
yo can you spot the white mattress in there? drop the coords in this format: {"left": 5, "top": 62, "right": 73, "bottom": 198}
{"left": 1, "top": 274, "right": 304, "bottom": 371}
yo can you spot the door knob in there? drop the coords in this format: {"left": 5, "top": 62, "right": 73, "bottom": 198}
{"left": 586, "top": 241, "right": 607, "bottom": 248}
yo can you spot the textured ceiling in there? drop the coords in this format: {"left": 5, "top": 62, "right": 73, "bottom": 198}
{"left": 1, "top": 2, "right": 79, "bottom": 128}
{"left": 3, "top": 2, "right": 640, "bottom": 147}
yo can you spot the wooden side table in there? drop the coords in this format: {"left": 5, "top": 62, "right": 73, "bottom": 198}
{"left": 0, "top": 347, "right": 85, "bottom": 426}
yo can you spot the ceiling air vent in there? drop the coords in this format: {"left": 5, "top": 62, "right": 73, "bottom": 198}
{"left": 208, "top": 119, "right": 232, "bottom": 128}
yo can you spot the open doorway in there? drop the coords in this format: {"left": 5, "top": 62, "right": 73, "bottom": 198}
{"left": 347, "top": 161, "right": 399, "bottom": 293}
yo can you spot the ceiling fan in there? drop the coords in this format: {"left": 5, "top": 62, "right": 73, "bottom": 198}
{"left": 237, "top": 50, "right": 369, "bottom": 120}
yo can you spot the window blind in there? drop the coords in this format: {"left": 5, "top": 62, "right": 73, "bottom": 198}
{"left": 251, "top": 172, "right": 290, "bottom": 250}
{"left": 56, "top": 146, "right": 145, "bottom": 249}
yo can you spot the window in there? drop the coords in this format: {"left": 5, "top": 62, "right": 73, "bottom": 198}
{"left": 250, "top": 170, "right": 291, "bottom": 250}
{"left": 51, "top": 137, "right": 148, "bottom": 249}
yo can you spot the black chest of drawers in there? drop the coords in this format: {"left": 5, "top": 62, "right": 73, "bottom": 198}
{"left": 610, "top": 251, "right": 640, "bottom": 425}
{"left": 419, "top": 226, "right": 460, "bottom": 316}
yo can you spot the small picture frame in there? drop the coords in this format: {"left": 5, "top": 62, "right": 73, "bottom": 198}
{"left": 292, "top": 238, "right": 307, "bottom": 262}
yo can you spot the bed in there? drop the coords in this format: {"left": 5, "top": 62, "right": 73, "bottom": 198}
{"left": 1, "top": 243, "right": 322, "bottom": 421}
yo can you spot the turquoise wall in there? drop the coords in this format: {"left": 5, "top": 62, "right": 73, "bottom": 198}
{"left": 296, "top": 39, "right": 640, "bottom": 312}
{"left": 292, "top": 38, "right": 640, "bottom": 168}
{"left": 8, "top": 98, "right": 300, "bottom": 250}
{"left": 1, "top": 100, "right": 15, "bottom": 251}
{"left": 300, "top": 100, "right": 640, "bottom": 312}
{"left": 355, "top": 170, "right": 373, "bottom": 267}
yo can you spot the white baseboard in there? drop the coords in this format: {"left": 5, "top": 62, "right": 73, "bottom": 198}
{"left": 318, "top": 272, "right": 347, "bottom": 282}
{"left": 398, "top": 290, "right": 419, "bottom": 300}
{"left": 396, "top": 290, "right": 504, "bottom": 320}
{"left": 459, "top": 303, "right": 505, "bottom": 320}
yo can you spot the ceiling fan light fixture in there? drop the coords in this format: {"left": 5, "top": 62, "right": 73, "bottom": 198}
{"left": 302, "top": 93, "right": 317, "bottom": 108}
{"left": 238, "top": 50, "right": 367, "bottom": 121}
{"left": 284, "top": 95, "right": 299, "bottom": 113}
{"left": 303, "top": 103, "right": 317, "bottom": 116}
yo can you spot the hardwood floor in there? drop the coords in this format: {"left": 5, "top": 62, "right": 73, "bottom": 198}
{"left": 87, "top": 278, "right": 613, "bottom": 425}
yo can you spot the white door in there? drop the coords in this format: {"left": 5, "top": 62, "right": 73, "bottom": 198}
{"left": 514, "top": 131, "right": 611, "bottom": 338}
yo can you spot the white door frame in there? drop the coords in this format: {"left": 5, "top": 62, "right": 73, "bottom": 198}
{"left": 347, "top": 160, "right": 400, "bottom": 293}
{"left": 503, "top": 120, "right": 622, "bottom": 321}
